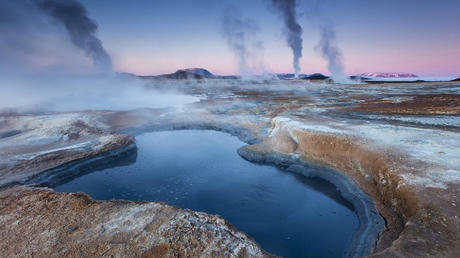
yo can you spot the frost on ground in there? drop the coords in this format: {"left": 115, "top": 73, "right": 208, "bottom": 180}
{"left": 269, "top": 116, "right": 460, "bottom": 189}
{"left": 0, "top": 113, "right": 134, "bottom": 186}
{"left": 0, "top": 78, "right": 459, "bottom": 257}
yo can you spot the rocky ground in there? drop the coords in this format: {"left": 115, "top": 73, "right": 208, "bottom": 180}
{"left": 0, "top": 186, "right": 268, "bottom": 257}
{"left": 0, "top": 79, "right": 459, "bottom": 257}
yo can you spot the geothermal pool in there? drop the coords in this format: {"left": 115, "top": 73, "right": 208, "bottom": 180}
{"left": 48, "top": 130, "right": 359, "bottom": 257}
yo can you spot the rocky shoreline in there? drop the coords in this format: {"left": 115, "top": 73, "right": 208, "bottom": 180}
{"left": 237, "top": 146, "right": 384, "bottom": 257}
{"left": 1, "top": 126, "right": 384, "bottom": 257}
{"left": 0, "top": 185, "right": 271, "bottom": 257}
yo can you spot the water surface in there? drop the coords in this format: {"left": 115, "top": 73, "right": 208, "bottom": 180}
{"left": 53, "top": 130, "right": 359, "bottom": 257}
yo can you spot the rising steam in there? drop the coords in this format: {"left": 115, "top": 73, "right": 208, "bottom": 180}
{"left": 0, "top": 1, "right": 195, "bottom": 113}
{"left": 220, "top": 6, "right": 264, "bottom": 77}
{"left": 315, "top": 25, "right": 351, "bottom": 83}
{"left": 270, "top": 0, "right": 303, "bottom": 78}
{"left": 308, "top": 0, "right": 353, "bottom": 84}
{"left": 35, "top": 0, "right": 112, "bottom": 72}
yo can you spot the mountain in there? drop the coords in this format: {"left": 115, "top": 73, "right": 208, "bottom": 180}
{"left": 276, "top": 73, "right": 329, "bottom": 80}
{"left": 451, "top": 77, "right": 460, "bottom": 82}
{"left": 305, "top": 73, "right": 329, "bottom": 80}
{"left": 180, "top": 68, "right": 215, "bottom": 78}
{"left": 360, "top": 72, "right": 418, "bottom": 78}
{"left": 116, "top": 72, "right": 138, "bottom": 78}
{"left": 276, "top": 73, "right": 295, "bottom": 79}
{"left": 132, "top": 68, "right": 334, "bottom": 81}
{"left": 154, "top": 68, "right": 215, "bottom": 79}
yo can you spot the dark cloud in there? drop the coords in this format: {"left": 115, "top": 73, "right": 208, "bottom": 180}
{"left": 270, "top": 0, "right": 303, "bottom": 78}
{"left": 35, "top": 0, "right": 112, "bottom": 72}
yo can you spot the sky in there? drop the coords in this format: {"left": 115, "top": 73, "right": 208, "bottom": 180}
{"left": 3, "top": 0, "right": 460, "bottom": 76}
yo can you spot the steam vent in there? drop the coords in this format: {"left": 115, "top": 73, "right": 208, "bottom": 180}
{"left": 1, "top": 0, "right": 459, "bottom": 257}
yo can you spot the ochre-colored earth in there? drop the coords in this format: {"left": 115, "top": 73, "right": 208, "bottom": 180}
{"left": 0, "top": 80, "right": 459, "bottom": 257}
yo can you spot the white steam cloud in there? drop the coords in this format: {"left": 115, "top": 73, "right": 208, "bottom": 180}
{"left": 309, "top": 0, "right": 353, "bottom": 84}
{"left": 0, "top": 75, "right": 199, "bottom": 113}
{"left": 0, "top": 1, "right": 198, "bottom": 113}
{"left": 220, "top": 5, "right": 266, "bottom": 78}
{"left": 315, "top": 25, "right": 352, "bottom": 83}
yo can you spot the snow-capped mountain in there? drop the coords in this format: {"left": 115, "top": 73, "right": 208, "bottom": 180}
{"left": 360, "top": 72, "right": 418, "bottom": 78}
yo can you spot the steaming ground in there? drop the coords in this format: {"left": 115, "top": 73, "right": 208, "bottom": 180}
{"left": 0, "top": 78, "right": 459, "bottom": 256}
{"left": 0, "top": 75, "right": 199, "bottom": 112}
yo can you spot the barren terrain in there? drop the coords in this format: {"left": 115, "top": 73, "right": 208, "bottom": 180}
{"left": 1, "top": 79, "right": 459, "bottom": 257}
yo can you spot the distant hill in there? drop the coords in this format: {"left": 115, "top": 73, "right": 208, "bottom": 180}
{"left": 305, "top": 73, "right": 329, "bottom": 80}
{"left": 276, "top": 73, "right": 329, "bottom": 80}
{"left": 360, "top": 72, "right": 418, "bottom": 78}
{"left": 157, "top": 68, "right": 215, "bottom": 79}
{"left": 152, "top": 68, "right": 215, "bottom": 79}
{"left": 451, "top": 77, "right": 460, "bottom": 82}
{"left": 180, "top": 68, "right": 215, "bottom": 78}
{"left": 276, "top": 73, "right": 295, "bottom": 79}
{"left": 126, "top": 68, "right": 338, "bottom": 81}
{"left": 116, "top": 72, "right": 138, "bottom": 78}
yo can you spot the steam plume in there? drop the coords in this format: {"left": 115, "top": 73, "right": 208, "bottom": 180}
{"left": 35, "top": 0, "right": 112, "bottom": 72}
{"left": 270, "top": 0, "right": 303, "bottom": 78}
{"left": 315, "top": 25, "right": 351, "bottom": 83}
{"left": 221, "top": 6, "right": 262, "bottom": 77}
{"left": 308, "top": 0, "right": 352, "bottom": 83}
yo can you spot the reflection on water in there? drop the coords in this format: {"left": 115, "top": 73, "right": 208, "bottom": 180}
{"left": 46, "top": 130, "right": 358, "bottom": 258}
{"left": 31, "top": 146, "right": 138, "bottom": 188}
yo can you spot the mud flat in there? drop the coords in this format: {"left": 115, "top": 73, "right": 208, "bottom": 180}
{"left": 0, "top": 80, "right": 459, "bottom": 257}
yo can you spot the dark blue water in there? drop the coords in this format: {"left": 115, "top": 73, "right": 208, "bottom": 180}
{"left": 53, "top": 130, "right": 358, "bottom": 257}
